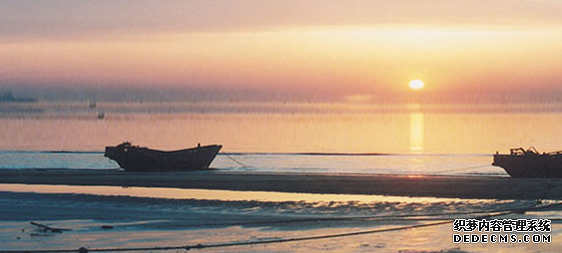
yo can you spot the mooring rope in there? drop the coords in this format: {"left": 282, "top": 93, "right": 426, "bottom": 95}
{"left": 222, "top": 153, "right": 256, "bottom": 169}
{"left": 431, "top": 164, "right": 492, "bottom": 174}
{"left": 223, "top": 153, "right": 493, "bottom": 175}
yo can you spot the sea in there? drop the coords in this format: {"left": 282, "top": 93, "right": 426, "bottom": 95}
{"left": 1, "top": 101, "right": 561, "bottom": 252}
{"left": 1, "top": 101, "right": 561, "bottom": 175}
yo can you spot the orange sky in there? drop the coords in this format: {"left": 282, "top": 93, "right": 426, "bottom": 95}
{"left": 1, "top": 0, "right": 562, "bottom": 103}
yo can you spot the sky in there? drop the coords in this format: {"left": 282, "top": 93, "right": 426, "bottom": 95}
{"left": 1, "top": 0, "right": 562, "bottom": 103}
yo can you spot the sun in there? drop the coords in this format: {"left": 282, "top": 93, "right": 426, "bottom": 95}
{"left": 409, "top": 80, "right": 424, "bottom": 90}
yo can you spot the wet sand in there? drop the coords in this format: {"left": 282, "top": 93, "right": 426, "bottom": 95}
{"left": 0, "top": 169, "right": 560, "bottom": 200}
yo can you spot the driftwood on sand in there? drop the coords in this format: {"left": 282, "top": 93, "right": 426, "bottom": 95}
{"left": 30, "top": 222, "right": 72, "bottom": 233}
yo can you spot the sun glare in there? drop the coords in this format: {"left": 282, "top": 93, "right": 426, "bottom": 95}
{"left": 409, "top": 80, "right": 425, "bottom": 90}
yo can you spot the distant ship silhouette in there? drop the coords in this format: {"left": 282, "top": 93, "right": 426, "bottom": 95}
{"left": 0, "top": 92, "right": 36, "bottom": 103}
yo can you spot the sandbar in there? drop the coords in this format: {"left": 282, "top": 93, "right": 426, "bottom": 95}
{"left": 0, "top": 169, "right": 560, "bottom": 200}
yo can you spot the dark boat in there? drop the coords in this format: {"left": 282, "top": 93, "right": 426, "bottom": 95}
{"left": 492, "top": 147, "right": 562, "bottom": 178}
{"left": 0, "top": 92, "right": 36, "bottom": 103}
{"left": 105, "top": 142, "right": 222, "bottom": 171}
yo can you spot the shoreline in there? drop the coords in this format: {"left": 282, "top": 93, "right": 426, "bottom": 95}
{"left": 0, "top": 169, "right": 559, "bottom": 200}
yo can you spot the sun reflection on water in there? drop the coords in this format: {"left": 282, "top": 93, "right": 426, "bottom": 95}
{"left": 409, "top": 112, "right": 424, "bottom": 153}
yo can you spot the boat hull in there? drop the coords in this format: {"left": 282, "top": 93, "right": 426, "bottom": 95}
{"left": 493, "top": 154, "right": 562, "bottom": 178}
{"left": 105, "top": 143, "right": 222, "bottom": 172}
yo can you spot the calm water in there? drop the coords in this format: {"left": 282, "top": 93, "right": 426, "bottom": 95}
{"left": 0, "top": 151, "right": 503, "bottom": 176}
{"left": 0, "top": 101, "right": 561, "bottom": 175}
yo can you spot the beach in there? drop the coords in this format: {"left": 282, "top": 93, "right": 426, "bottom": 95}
{"left": 1, "top": 172, "right": 560, "bottom": 252}
{"left": 1, "top": 169, "right": 561, "bottom": 200}
{"left": 1, "top": 150, "right": 561, "bottom": 252}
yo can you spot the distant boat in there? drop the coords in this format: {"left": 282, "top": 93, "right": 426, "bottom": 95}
{"left": 97, "top": 112, "right": 105, "bottom": 120}
{"left": 104, "top": 142, "right": 222, "bottom": 171}
{"left": 0, "top": 92, "right": 36, "bottom": 103}
{"left": 493, "top": 147, "right": 562, "bottom": 178}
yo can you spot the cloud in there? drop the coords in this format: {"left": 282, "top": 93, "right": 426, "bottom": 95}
{"left": 1, "top": 0, "right": 562, "bottom": 41}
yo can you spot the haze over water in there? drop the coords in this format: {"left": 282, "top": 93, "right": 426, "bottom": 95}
{"left": 0, "top": 101, "right": 560, "bottom": 154}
